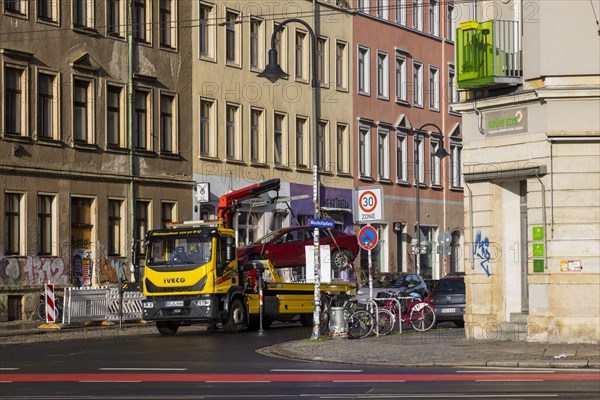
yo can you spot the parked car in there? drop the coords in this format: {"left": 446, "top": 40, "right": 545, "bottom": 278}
{"left": 355, "top": 272, "right": 429, "bottom": 303}
{"left": 237, "top": 226, "right": 359, "bottom": 271}
{"left": 428, "top": 272, "right": 466, "bottom": 327}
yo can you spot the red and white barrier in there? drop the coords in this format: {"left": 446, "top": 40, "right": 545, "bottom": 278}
{"left": 45, "top": 283, "right": 56, "bottom": 324}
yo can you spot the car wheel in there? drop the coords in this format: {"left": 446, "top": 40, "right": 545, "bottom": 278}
{"left": 331, "top": 250, "right": 351, "bottom": 272}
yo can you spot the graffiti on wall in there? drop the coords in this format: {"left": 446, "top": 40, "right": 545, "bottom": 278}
{"left": 474, "top": 231, "right": 491, "bottom": 277}
{"left": 0, "top": 256, "right": 69, "bottom": 286}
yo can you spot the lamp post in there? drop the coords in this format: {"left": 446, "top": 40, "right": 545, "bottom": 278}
{"left": 413, "top": 123, "right": 448, "bottom": 276}
{"left": 259, "top": 19, "right": 322, "bottom": 339}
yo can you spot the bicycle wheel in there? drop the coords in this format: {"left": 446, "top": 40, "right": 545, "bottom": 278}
{"left": 409, "top": 303, "right": 436, "bottom": 332}
{"left": 347, "top": 310, "right": 374, "bottom": 339}
{"left": 35, "top": 302, "right": 46, "bottom": 321}
{"left": 376, "top": 309, "right": 395, "bottom": 336}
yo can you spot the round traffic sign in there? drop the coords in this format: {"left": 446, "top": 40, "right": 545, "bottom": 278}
{"left": 358, "top": 225, "right": 378, "bottom": 251}
{"left": 358, "top": 190, "right": 378, "bottom": 213}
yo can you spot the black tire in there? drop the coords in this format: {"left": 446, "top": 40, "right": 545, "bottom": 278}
{"left": 347, "top": 310, "right": 374, "bottom": 339}
{"left": 409, "top": 303, "right": 436, "bottom": 332}
{"left": 247, "top": 315, "right": 273, "bottom": 330}
{"left": 300, "top": 314, "right": 313, "bottom": 327}
{"left": 376, "top": 309, "right": 395, "bottom": 336}
{"left": 223, "top": 298, "right": 246, "bottom": 333}
{"left": 331, "top": 250, "right": 351, "bottom": 272}
{"left": 35, "top": 302, "right": 45, "bottom": 321}
{"left": 156, "top": 321, "right": 179, "bottom": 335}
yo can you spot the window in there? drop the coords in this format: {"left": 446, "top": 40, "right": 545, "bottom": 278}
{"left": 135, "top": 201, "right": 150, "bottom": 257}
{"left": 450, "top": 139, "right": 463, "bottom": 188}
{"left": 4, "top": 66, "right": 26, "bottom": 136}
{"left": 160, "top": 0, "right": 176, "bottom": 48}
{"left": 226, "top": 10, "right": 240, "bottom": 65}
{"left": 358, "top": 0, "right": 369, "bottom": 13}
{"left": 395, "top": 53, "right": 407, "bottom": 102}
{"left": 396, "top": 0, "right": 406, "bottom": 25}
{"left": 396, "top": 130, "right": 408, "bottom": 182}
{"left": 378, "top": 127, "right": 390, "bottom": 180}
{"left": 273, "top": 22, "right": 288, "bottom": 74}
{"left": 335, "top": 41, "right": 348, "bottom": 90}
{"left": 296, "top": 116, "right": 307, "bottom": 167}
{"left": 38, "top": 0, "right": 58, "bottom": 21}
{"left": 134, "top": 89, "right": 151, "bottom": 150}
{"left": 414, "top": 133, "right": 425, "bottom": 184}
{"left": 38, "top": 72, "right": 58, "bottom": 140}
{"left": 316, "top": 37, "right": 327, "bottom": 85}
{"left": 226, "top": 103, "right": 240, "bottom": 160}
{"left": 377, "top": 51, "right": 389, "bottom": 99}
{"left": 160, "top": 94, "right": 176, "bottom": 154}
{"left": 161, "top": 202, "right": 175, "bottom": 228}
{"left": 133, "top": 0, "right": 149, "bottom": 42}
{"left": 5, "top": 0, "right": 26, "bottom": 14}
{"left": 413, "top": 62, "right": 423, "bottom": 106}
{"left": 250, "top": 108, "right": 264, "bottom": 163}
{"left": 317, "top": 120, "right": 328, "bottom": 170}
{"left": 448, "top": 64, "right": 459, "bottom": 107}
{"left": 429, "top": 66, "right": 439, "bottom": 110}
{"left": 429, "top": 0, "right": 439, "bottom": 36}
{"left": 108, "top": 199, "right": 122, "bottom": 256}
{"left": 359, "top": 125, "right": 371, "bottom": 177}
{"left": 199, "top": 2, "right": 216, "bottom": 59}
{"left": 358, "top": 46, "right": 370, "bottom": 95}
{"left": 73, "top": 78, "right": 94, "bottom": 143}
{"left": 5, "top": 193, "right": 24, "bottom": 255}
{"left": 73, "top": 0, "right": 93, "bottom": 28}
{"left": 430, "top": 138, "right": 442, "bottom": 185}
{"left": 447, "top": 4, "right": 455, "bottom": 41}
{"left": 249, "top": 17, "right": 264, "bottom": 70}
{"left": 295, "top": 30, "right": 307, "bottom": 80}
{"left": 38, "top": 195, "right": 55, "bottom": 255}
{"left": 107, "top": 0, "right": 124, "bottom": 36}
{"left": 274, "top": 112, "right": 286, "bottom": 166}
{"left": 336, "top": 123, "right": 348, "bottom": 173}
{"left": 199, "top": 98, "right": 215, "bottom": 157}
{"left": 377, "top": 0, "right": 388, "bottom": 19}
{"left": 413, "top": 0, "right": 422, "bottom": 31}
{"left": 107, "top": 85, "right": 124, "bottom": 147}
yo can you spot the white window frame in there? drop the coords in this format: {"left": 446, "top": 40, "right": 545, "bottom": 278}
{"left": 38, "top": 193, "right": 57, "bottom": 256}
{"left": 358, "top": 0, "right": 369, "bottom": 13}
{"left": 316, "top": 36, "right": 328, "bottom": 86}
{"left": 413, "top": 0, "right": 423, "bottom": 31}
{"left": 450, "top": 139, "right": 463, "bottom": 188}
{"left": 273, "top": 22, "right": 288, "bottom": 75}
{"left": 357, "top": 45, "right": 370, "bottom": 95}
{"left": 106, "top": 82, "right": 126, "bottom": 148}
{"left": 377, "top": 0, "right": 389, "bottom": 20}
{"left": 5, "top": 0, "right": 27, "bottom": 15}
{"left": 396, "top": 0, "right": 406, "bottom": 25}
{"left": 5, "top": 192, "right": 26, "bottom": 256}
{"left": 133, "top": 0, "right": 151, "bottom": 43}
{"left": 249, "top": 16, "right": 265, "bottom": 71}
{"left": 295, "top": 29, "right": 308, "bottom": 82}
{"left": 395, "top": 52, "right": 407, "bottom": 102}
{"left": 73, "top": 0, "right": 94, "bottom": 29}
{"left": 250, "top": 107, "right": 265, "bottom": 163}
{"left": 378, "top": 126, "right": 390, "bottom": 180}
{"left": 107, "top": 0, "right": 125, "bottom": 36}
{"left": 413, "top": 61, "right": 423, "bottom": 107}
{"left": 396, "top": 129, "right": 408, "bottom": 183}
{"left": 273, "top": 111, "right": 287, "bottom": 166}
{"left": 199, "top": 97, "right": 216, "bottom": 157}
{"left": 3, "top": 64, "right": 28, "bottom": 137}
{"left": 108, "top": 198, "right": 124, "bottom": 256}
{"left": 160, "top": 0, "right": 177, "bottom": 49}
{"left": 72, "top": 76, "right": 95, "bottom": 145}
{"left": 133, "top": 87, "right": 152, "bottom": 150}
{"left": 447, "top": 4, "right": 456, "bottom": 42}
{"left": 448, "top": 63, "right": 459, "bottom": 108}
{"left": 36, "top": 69, "right": 60, "bottom": 141}
{"left": 359, "top": 124, "right": 372, "bottom": 178}
{"left": 38, "top": 0, "right": 59, "bottom": 23}
{"left": 225, "top": 9, "right": 241, "bottom": 66}
{"left": 159, "top": 91, "right": 178, "bottom": 154}
{"left": 335, "top": 40, "right": 349, "bottom": 91}
{"left": 336, "top": 123, "right": 349, "bottom": 174}
{"left": 161, "top": 201, "right": 177, "bottom": 228}
{"left": 225, "top": 103, "right": 241, "bottom": 161}
{"left": 317, "top": 120, "right": 329, "bottom": 171}
{"left": 429, "top": 65, "right": 439, "bottom": 111}
{"left": 429, "top": 0, "right": 439, "bottom": 36}
{"left": 414, "top": 133, "right": 426, "bottom": 185}
{"left": 430, "top": 137, "right": 442, "bottom": 186}
{"left": 295, "top": 115, "right": 308, "bottom": 168}
{"left": 199, "top": 2, "right": 216, "bottom": 60}
{"left": 377, "top": 51, "right": 389, "bottom": 100}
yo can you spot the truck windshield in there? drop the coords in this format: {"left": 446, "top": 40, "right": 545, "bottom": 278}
{"left": 147, "top": 236, "right": 212, "bottom": 266}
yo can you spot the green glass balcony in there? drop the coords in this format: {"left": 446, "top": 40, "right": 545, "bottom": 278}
{"left": 456, "top": 20, "right": 522, "bottom": 89}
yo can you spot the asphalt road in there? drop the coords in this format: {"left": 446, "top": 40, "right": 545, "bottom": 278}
{"left": 1, "top": 323, "right": 599, "bottom": 399}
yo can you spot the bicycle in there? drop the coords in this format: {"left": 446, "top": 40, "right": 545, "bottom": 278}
{"left": 35, "top": 292, "right": 63, "bottom": 322}
{"left": 377, "top": 291, "right": 436, "bottom": 332}
{"left": 342, "top": 299, "right": 374, "bottom": 339}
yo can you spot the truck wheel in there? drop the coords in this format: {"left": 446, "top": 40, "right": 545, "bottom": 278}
{"left": 223, "top": 298, "right": 246, "bottom": 333}
{"left": 300, "top": 314, "right": 313, "bottom": 327}
{"left": 156, "top": 321, "right": 179, "bottom": 335}
{"left": 332, "top": 250, "right": 351, "bottom": 272}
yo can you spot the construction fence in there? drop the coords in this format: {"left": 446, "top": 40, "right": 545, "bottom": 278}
{"left": 61, "top": 286, "right": 144, "bottom": 325}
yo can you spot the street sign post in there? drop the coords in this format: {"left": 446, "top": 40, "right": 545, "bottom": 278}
{"left": 308, "top": 218, "right": 335, "bottom": 229}
{"left": 357, "top": 225, "right": 378, "bottom": 302}
{"left": 353, "top": 187, "right": 383, "bottom": 223}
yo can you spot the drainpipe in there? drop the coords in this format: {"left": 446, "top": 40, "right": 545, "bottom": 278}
{"left": 127, "top": 0, "right": 136, "bottom": 282}
{"left": 473, "top": 101, "right": 485, "bottom": 135}
{"left": 465, "top": 182, "right": 475, "bottom": 271}
{"left": 535, "top": 172, "right": 547, "bottom": 270}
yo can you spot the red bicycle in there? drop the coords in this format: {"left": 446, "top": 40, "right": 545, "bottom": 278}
{"left": 377, "top": 291, "right": 436, "bottom": 333}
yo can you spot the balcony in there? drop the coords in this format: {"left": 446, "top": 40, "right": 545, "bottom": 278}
{"left": 456, "top": 20, "right": 522, "bottom": 90}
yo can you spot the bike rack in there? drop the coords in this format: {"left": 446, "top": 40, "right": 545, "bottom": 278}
{"left": 369, "top": 297, "right": 403, "bottom": 334}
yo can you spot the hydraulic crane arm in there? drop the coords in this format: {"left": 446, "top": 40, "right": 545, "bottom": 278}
{"left": 218, "top": 179, "right": 281, "bottom": 228}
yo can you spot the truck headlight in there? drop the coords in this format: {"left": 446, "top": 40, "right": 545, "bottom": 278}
{"left": 143, "top": 302, "right": 154, "bottom": 309}
{"left": 195, "top": 299, "right": 211, "bottom": 307}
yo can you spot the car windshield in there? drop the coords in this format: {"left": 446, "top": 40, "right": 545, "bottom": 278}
{"left": 250, "top": 230, "right": 281, "bottom": 245}
{"left": 372, "top": 274, "right": 403, "bottom": 288}
{"left": 435, "top": 277, "right": 465, "bottom": 293}
{"left": 147, "top": 235, "right": 212, "bottom": 266}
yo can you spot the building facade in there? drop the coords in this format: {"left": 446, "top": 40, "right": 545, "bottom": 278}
{"left": 0, "top": 1, "right": 194, "bottom": 320}
{"left": 453, "top": 0, "right": 600, "bottom": 343}
{"left": 352, "top": 0, "right": 463, "bottom": 280}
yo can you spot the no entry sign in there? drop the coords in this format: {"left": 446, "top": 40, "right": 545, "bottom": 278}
{"left": 358, "top": 225, "right": 378, "bottom": 251}
{"left": 353, "top": 187, "right": 383, "bottom": 223}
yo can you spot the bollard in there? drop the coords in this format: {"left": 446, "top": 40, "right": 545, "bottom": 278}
{"left": 328, "top": 307, "right": 347, "bottom": 337}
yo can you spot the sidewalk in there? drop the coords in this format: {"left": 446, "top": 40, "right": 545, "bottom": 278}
{"left": 2, "top": 320, "right": 599, "bottom": 369}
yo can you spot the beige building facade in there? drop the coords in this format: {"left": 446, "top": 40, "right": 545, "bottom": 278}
{"left": 0, "top": 1, "right": 194, "bottom": 320}
{"left": 453, "top": 0, "right": 600, "bottom": 343}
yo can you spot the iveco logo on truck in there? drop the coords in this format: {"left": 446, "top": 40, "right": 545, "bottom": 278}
{"left": 164, "top": 277, "right": 186, "bottom": 284}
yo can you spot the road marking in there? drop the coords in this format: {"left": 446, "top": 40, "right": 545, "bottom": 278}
{"left": 332, "top": 379, "right": 406, "bottom": 383}
{"left": 271, "top": 369, "right": 363, "bottom": 373}
{"left": 0, "top": 368, "right": 19, "bottom": 371}
{"left": 205, "top": 380, "right": 271, "bottom": 383}
{"left": 476, "top": 379, "right": 545, "bottom": 382}
{"left": 99, "top": 368, "right": 188, "bottom": 371}
{"left": 79, "top": 380, "right": 143, "bottom": 383}
{"left": 458, "top": 370, "right": 555, "bottom": 374}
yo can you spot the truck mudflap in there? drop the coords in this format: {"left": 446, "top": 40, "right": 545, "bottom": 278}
{"left": 142, "top": 295, "right": 220, "bottom": 321}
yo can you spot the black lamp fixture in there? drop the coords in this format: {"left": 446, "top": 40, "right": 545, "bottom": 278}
{"left": 257, "top": 49, "right": 289, "bottom": 83}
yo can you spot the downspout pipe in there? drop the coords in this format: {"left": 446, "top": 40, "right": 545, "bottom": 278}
{"left": 473, "top": 102, "right": 485, "bottom": 135}
{"left": 465, "top": 182, "right": 475, "bottom": 271}
{"left": 535, "top": 172, "right": 547, "bottom": 270}
{"left": 127, "top": 0, "right": 136, "bottom": 282}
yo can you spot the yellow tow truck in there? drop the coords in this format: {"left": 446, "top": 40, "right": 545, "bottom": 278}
{"left": 140, "top": 179, "right": 355, "bottom": 334}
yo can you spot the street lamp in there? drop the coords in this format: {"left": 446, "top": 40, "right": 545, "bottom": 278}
{"left": 259, "top": 18, "right": 323, "bottom": 340}
{"left": 413, "top": 123, "right": 449, "bottom": 276}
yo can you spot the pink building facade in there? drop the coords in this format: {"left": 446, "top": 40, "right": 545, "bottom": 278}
{"left": 352, "top": 0, "right": 463, "bottom": 280}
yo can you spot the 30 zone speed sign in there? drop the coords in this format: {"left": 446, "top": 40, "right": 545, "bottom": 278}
{"left": 353, "top": 187, "right": 383, "bottom": 223}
